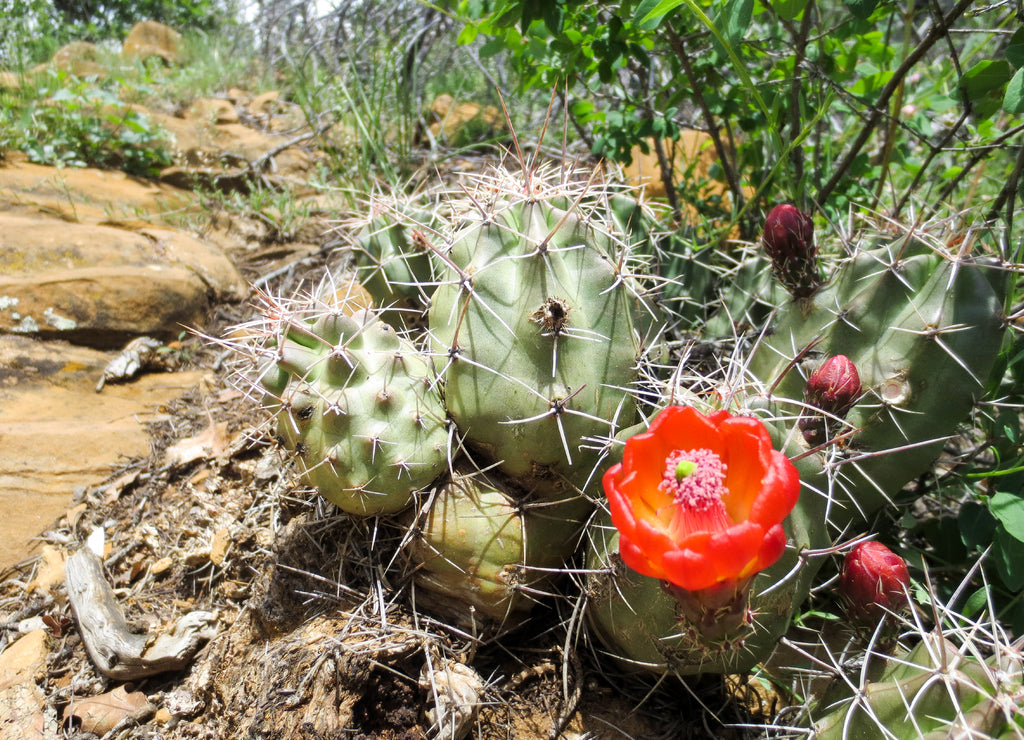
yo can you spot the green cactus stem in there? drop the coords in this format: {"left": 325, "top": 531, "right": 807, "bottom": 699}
{"left": 428, "top": 164, "right": 662, "bottom": 494}
{"left": 808, "top": 632, "right": 1024, "bottom": 739}
{"left": 260, "top": 306, "right": 449, "bottom": 516}
{"left": 407, "top": 468, "right": 585, "bottom": 629}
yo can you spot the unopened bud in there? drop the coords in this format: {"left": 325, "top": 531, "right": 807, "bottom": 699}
{"left": 798, "top": 355, "right": 861, "bottom": 446}
{"left": 839, "top": 541, "right": 911, "bottom": 622}
{"left": 762, "top": 204, "right": 820, "bottom": 298}
{"left": 805, "top": 355, "right": 861, "bottom": 418}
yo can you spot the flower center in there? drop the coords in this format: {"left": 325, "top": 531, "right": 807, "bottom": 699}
{"left": 659, "top": 448, "right": 731, "bottom": 534}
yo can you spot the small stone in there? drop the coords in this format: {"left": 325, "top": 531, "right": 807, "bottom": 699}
{"left": 209, "top": 529, "right": 230, "bottom": 567}
{"left": 150, "top": 557, "right": 174, "bottom": 576}
{"left": 25, "top": 546, "right": 65, "bottom": 596}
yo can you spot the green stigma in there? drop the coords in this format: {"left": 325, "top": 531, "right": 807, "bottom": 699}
{"left": 674, "top": 459, "right": 697, "bottom": 480}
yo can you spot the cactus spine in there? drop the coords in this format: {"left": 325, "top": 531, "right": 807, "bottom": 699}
{"left": 259, "top": 304, "right": 449, "bottom": 516}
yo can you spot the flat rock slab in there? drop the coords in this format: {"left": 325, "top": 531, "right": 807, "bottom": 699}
{"left": 0, "top": 335, "right": 208, "bottom": 569}
{"left": 0, "top": 212, "right": 246, "bottom": 347}
{"left": 0, "top": 155, "right": 192, "bottom": 227}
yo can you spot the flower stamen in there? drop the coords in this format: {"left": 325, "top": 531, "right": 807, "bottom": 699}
{"left": 660, "top": 448, "right": 731, "bottom": 534}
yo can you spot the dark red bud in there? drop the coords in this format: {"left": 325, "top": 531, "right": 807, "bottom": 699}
{"left": 839, "top": 541, "right": 911, "bottom": 622}
{"left": 762, "top": 204, "right": 820, "bottom": 298}
{"left": 805, "top": 355, "right": 861, "bottom": 418}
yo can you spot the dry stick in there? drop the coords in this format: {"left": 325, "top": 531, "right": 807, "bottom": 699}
{"left": 665, "top": 24, "right": 747, "bottom": 220}
{"left": 870, "top": 6, "right": 912, "bottom": 210}
{"left": 652, "top": 134, "right": 682, "bottom": 220}
{"left": 892, "top": 108, "right": 970, "bottom": 220}
{"left": 927, "top": 123, "right": 1024, "bottom": 222}
{"left": 985, "top": 141, "right": 1024, "bottom": 258}
{"left": 66, "top": 547, "right": 216, "bottom": 680}
{"left": 816, "top": 0, "right": 975, "bottom": 206}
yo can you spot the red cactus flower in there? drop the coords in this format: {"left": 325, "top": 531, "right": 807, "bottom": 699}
{"left": 839, "top": 540, "right": 911, "bottom": 621}
{"left": 603, "top": 406, "right": 800, "bottom": 593}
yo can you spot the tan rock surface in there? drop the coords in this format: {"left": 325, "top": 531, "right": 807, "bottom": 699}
{"left": 186, "top": 98, "right": 240, "bottom": 125}
{"left": 47, "top": 41, "right": 105, "bottom": 78}
{"left": 122, "top": 21, "right": 183, "bottom": 65}
{"left": 0, "top": 154, "right": 192, "bottom": 227}
{"left": 0, "top": 212, "right": 245, "bottom": 346}
{"left": 427, "top": 93, "right": 503, "bottom": 143}
{"left": 0, "top": 335, "right": 209, "bottom": 569}
{"left": 0, "top": 630, "right": 56, "bottom": 739}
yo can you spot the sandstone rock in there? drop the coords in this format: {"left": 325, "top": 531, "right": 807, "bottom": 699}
{"left": 186, "top": 98, "right": 239, "bottom": 125}
{"left": 624, "top": 131, "right": 754, "bottom": 235}
{"left": 47, "top": 41, "right": 105, "bottom": 78}
{"left": 624, "top": 130, "right": 721, "bottom": 199}
{"left": 0, "top": 630, "right": 57, "bottom": 740}
{"left": 0, "top": 334, "right": 209, "bottom": 569}
{"left": 427, "top": 93, "right": 503, "bottom": 144}
{"left": 0, "top": 154, "right": 192, "bottom": 227}
{"left": 24, "top": 546, "right": 65, "bottom": 596}
{"left": 122, "top": 21, "right": 183, "bottom": 65}
{"left": 247, "top": 91, "right": 281, "bottom": 120}
{"left": 0, "top": 212, "right": 246, "bottom": 346}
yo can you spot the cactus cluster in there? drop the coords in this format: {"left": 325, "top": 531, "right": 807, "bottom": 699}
{"left": 237, "top": 158, "right": 662, "bottom": 632}
{"left": 583, "top": 215, "right": 1009, "bottom": 675}
{"left": 229, "top": 143, "right": 1014, "bottom": 733}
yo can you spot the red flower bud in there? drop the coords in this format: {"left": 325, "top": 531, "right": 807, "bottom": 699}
{"left": 839, "top": 541, "right": 911, "bottom": 622}
{"left": 805, "top": 355, "right": 861, "bottom": 418}
{"left": 762, "top": 204, "right": 820, "bottom": 298}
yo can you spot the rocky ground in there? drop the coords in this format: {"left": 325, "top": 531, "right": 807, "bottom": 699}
{"left": 0, "top": 27, "right": 777, "bottom": 739}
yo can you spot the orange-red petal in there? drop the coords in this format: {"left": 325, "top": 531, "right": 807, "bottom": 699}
{"left": 603, "top": 405, "right": 800, "bottom": 593}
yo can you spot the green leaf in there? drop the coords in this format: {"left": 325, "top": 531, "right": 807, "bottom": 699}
{"left": 959, "top": 501, "right": 997, "bottom": 550}
{"left": 773, "top": 0, "right": 809, "bottom": 20}
{"left": 994, "top": 524, "right": 1024, "bottom": 591}
{"left": 1004, "top": 67, "right": 1024, "bottom": 114}
{"left": 1007, "top": 27, "right": 1024, "bottom": 69}
{"left": 456, "top": 24, "right": 479, "bottom": 45}
{"left": 991, "top": 491, "right": 1024, "bottom": 542}
{"left": 636, "top": 0, "right": 686, "bottom": 28}
{"left": 717, "top": 0, "right": 754, "bottom": 46}
{"left": 846, "top": 0, "right": 879, "bottom": 19}
{"left": 962, "top": 586, "right": 990, "bottom": 618}
{"left": 958, "top": 59, "right": 1013, "bottom": 103}
{"left": 634, "top": 0, "right": 670, "bottom": 30}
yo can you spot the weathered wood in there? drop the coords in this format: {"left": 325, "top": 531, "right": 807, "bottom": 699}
{"left": 65, "top": 548, "right": 215, "bottom": 680}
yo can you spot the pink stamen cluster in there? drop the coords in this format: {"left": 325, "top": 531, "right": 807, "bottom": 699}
{"left": 659, "top": 448, "right": 727, "bottom": 509}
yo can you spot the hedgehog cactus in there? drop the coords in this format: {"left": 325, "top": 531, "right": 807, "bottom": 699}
{"left": 259, "top": 305, "right": 449, "bottom": 516}
{"left": 807, "top": 632, "right": 1024, "bottom": 739}
{"left": 351, "top": 196, "right": 442, "bottom": 323}
{"left": 408, "top": 468, "right": 584, "bottom": 629}
{"left": 749, "top": 223, "right": 1007, "bottom": 526}
{"left": 584, "top": 214, "right": 1009, "bottom": 674}
{"left": 427, "top": 164, "right": 662, "bottom": 493}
